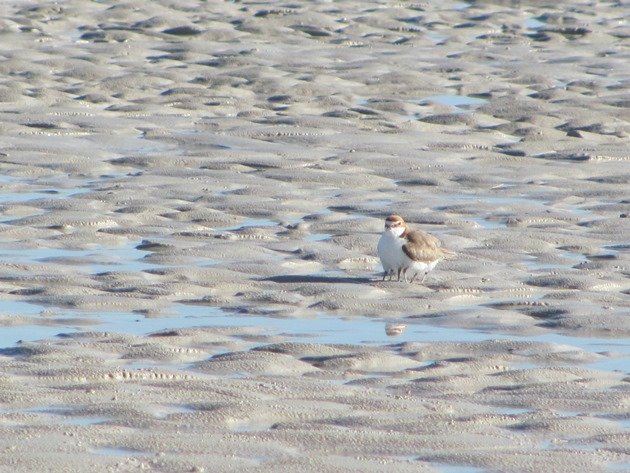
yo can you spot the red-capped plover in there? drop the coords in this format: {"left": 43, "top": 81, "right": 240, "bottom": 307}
{"left": 377, "top": 214, "right": 455, "bottom": 283}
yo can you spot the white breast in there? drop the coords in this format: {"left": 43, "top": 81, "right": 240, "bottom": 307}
{"left": 377, "top": 231, "right": 408, "bottom": 273}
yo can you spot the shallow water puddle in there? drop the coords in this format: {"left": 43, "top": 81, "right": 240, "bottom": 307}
{"left": 444, "top": 193, "right": 601, "bottom": 235}
{"left": 1, "top": 299, "right": 43, "bottom": 316}
{"left": 0, "top": 300, "right": 94, "bottom": 345}
{"left": 416, "top": 94, "right": 488, "bottom": 110}
{"left": 525, "top": 17, "right": 547, "bottom": 30}
{"left": 0, "top": 303, "right": 225, "bottom": 348}
{"left": 0, "top": 242, "right": 156, "bottom": 274}
{"left": 0, "top": 317, "right": 99, "bottom": 347}
{"left": 0, "top": 187, "right": 90, "bottom": 205}
{"left": 0, "top": 403, "right": 110, "bottom": 427}
{"left": 612, "top": 418, "right": 630, "bottom": 430}
{"left": 304, "top": 233, "right": 332, "bottom": 241}
{"left": 523, "top": 251, "right": 586, "bottom": 271}
{"left": 426, "top": 31, "right": 449, "bottom": 44}
{"left": 452, "top": 2, "right": 471, "bottom": 10}
{"left": 469, "top": 217, "right": 506, "bottom": 230}
{"left": 606, "top": 463, "right": 630, "bottom": 473}
{"left": 2, "top": 401, "right": 192, "bottom": 429}
{"left": 2, "top": 302, "right": 628, "bottom": 373}
{"left": 0, "top": 177, "right": 91, "bottom": 222}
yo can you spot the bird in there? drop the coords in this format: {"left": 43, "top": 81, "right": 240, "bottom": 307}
{"left": 377, "top": 214, "right": 455, "bottom": 283}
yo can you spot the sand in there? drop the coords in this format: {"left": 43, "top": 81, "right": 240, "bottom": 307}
{"left": 0, "top": 0, "right": 628, "bottom": 472}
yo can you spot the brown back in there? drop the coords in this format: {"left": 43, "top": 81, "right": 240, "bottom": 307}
{"left": 402, "top": 229, "right": 455, "bottom": 262}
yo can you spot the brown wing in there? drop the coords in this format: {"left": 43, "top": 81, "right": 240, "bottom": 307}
{"left": 402, "top": 229, "right": 455, "bottom": 262}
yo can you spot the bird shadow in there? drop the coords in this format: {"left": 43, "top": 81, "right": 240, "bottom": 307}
{"left": 261, "top": 274, "right": 375, "bottom": 285}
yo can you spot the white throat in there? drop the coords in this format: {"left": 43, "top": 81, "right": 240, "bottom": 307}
{"left": 386, "top": 226, "right": 405, "bottom": 238}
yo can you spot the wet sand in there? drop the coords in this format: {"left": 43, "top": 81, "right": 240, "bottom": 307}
{"left": 0, "top": 0, "right": 628, "bottom": 472}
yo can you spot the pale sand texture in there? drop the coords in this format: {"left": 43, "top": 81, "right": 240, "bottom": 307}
{"left": 0, "top": 0, "right": 628, "bottom": 472}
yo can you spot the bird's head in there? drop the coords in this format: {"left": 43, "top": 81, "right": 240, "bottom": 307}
{"left": 384, "top": 214, "right": 406, "bottom": 236}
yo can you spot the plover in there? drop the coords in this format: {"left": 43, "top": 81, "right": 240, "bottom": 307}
{"left": 377, "top": 214, "right": 455, "bottom": 283}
